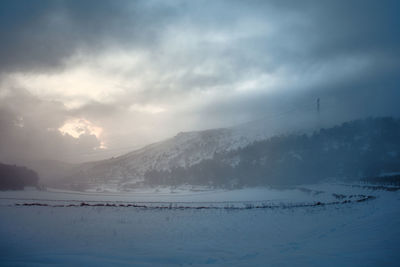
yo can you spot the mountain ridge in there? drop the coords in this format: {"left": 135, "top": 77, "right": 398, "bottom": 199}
{"left": 49, "top": 115, "right": 387, "bottom": 191}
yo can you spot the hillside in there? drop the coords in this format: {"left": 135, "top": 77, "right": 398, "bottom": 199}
{"left": 58, "top": 128, "right": 252, "bottom": 191}
{"left": 55, "top": 117, "right": 400, "bottom": 191}
{"left": 0, "top": 163, "right": 39, "bottom": 190}
{"left": 55, "top": 114, "right": 307, "bottom": 191}
{"left": 145, "top": 117, "right": 400, "bottom": 187}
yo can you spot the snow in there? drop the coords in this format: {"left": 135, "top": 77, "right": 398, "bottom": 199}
{"left": 0, "top": 184, "right": 399, "bottom": 266}
{"left": 61, "top": 118, "right": 299, "bottom": 191}
{"left": 379, "top": 171, "right": 400, "bottom": 177}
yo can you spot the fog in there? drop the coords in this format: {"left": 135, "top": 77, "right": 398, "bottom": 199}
{"left": 0, "top": 0, "right": 399, "bottom": 165}
{"left": 1, "top": 2, "right": 400, "bottom": 266}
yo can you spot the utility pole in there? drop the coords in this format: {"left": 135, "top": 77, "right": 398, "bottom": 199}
{"left": 316, "top": 97, "right": 321, "bottom": 130}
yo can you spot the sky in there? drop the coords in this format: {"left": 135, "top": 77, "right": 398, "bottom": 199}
{"left": 0, "top": 0, "right": 399, "bottom": 164}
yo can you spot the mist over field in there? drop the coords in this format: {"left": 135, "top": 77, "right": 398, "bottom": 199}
{"left": 1, "top": 0, "right": 400, "bottom": 266}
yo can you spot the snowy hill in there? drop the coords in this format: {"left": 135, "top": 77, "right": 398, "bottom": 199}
{"left": 58, "top": 128, "right": 256, "bottom": 191}
{"left": 55, "top": 116, "right": 399, "bottom": 192}
{"left": 148, "top": 117, "right": 400, "bottom": 187}
{"left": 56, "top": 113, "right": 311, "bottom": 191}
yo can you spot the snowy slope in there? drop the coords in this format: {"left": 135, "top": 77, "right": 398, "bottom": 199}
{"left": 55, "top": 117, "right": 400, "bottom": 191}
{"left": 59, "top": 123, "right": 288, "bottom": 191}
{"left": 56, "top": 109, "right": 335, "bottom": 192}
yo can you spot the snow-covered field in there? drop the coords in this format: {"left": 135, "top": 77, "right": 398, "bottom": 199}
{"left": 0, "top": 184, "right": 399, "bottom": 266}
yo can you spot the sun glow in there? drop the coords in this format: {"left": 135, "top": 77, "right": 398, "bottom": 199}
{"left": 58, "top": 118, "right": 106, "bottom": 148}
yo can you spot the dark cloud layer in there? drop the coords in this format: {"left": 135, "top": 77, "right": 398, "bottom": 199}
{"left": 0, "top": 0, "right": 178, "bottom": 73}
{"left": 1, "top": 0, "right": 398, "bottom": 74}
{"left": 0, "top": 0, "right": 399, "bottom": 164}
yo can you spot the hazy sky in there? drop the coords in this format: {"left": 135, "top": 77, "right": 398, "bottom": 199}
{"left": 0, "top": 0, "right": 399, "bottom": 163}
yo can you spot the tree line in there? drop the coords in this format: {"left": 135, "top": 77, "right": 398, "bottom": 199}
{"left": 0, "top": 163, "right": 39, "bottom": 190}
{"left": 144, "top": 117, "right": 400, "bottom": 187}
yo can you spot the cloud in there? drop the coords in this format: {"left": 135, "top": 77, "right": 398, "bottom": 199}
{"left": 0, "top": 0, "right": 399, "bottom": 164}
{"left": 0, "top": 0, "right": 178, "bottom": 73}
{"left": 0, "top": 89, "right": 104, "bottom": 163}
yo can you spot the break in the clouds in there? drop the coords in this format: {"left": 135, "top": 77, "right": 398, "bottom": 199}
{"left": 0, "top": 0, "right": 399, "bottom": 163}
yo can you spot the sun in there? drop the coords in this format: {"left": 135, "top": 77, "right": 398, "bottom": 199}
{"left": 58, "top": 118, "right": 106, "bottom": 149}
